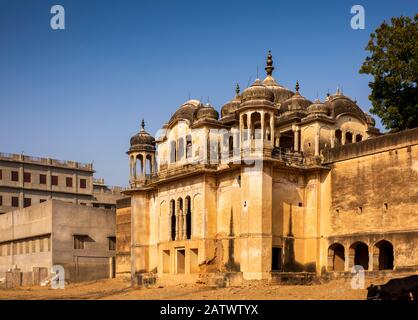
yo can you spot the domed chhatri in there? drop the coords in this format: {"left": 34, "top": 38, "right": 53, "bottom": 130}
{"left": 168, "top": 99, "right": 203, "bottom": 125}
{"left": 196, "top": 103, "right": 219, "bottom": 120}
{"left": 262, "top": 50, "right": 294, "bottom": 104}
{"left": 328, "top": 89, "right": 366, "bottom": 121}
{"left": 241, "top": 79, "right": 275, "bottom": 105}
{"left": 280, "top": 81, "right": 312, "bottom": 113}
{"left": 307, "top": 99, "right": 330, "bottom": 116}
{"left": 130, "top": 119, "right": 156, "bottom": 150}
{"left": 365, "top": 113, "right": 376, "bottom": 127}
{"left": 221, "top": 84, "right": 241, "bottom": 118}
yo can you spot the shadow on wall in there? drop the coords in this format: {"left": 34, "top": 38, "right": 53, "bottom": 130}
{"left": 282, "top": 205, "right": 316, "bottom": 272}
{"left": 224, "top": 209, "right": 240, "bottom": 272}
{"left": 199, "top": 209, "right": 241, "bottom": 273}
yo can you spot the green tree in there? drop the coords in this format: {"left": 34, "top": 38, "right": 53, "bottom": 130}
{"left": 360, "top": 14, "right": 418, "bottom": 131}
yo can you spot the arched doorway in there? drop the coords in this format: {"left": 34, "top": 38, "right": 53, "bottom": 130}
{"left": 374, "top": 240, "right": 394, "bottom": 270}
{"left": 350, "top": 242, "right": 369, "bottom": 270}
{"left": 170, "top": 200, "right": 176, "bottom": 241}
{"left": 335, "top": 129, "right": 342, "bottom": 146}
{"left": 185, "top": 196, "right": 192, "bottom": 239}
{"left": 345, "top": 132, "right": 352, "bottom": 144}
{"left": 328, "top": 243, "right": 345, "bottom": 271}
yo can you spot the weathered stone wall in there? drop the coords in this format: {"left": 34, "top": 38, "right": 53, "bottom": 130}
{"left": 323, "top": 128, "right": 418, "bottom": 270}
{"left": 116, "top": 197, "right": 131, "bottom": 277}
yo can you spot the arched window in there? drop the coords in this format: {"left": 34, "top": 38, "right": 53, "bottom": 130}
{"left": 186, "top": 135, "right": 192, "bottom": 159}
{"left": 130, "top": 156, "right": 135, "bottom": 178}
{"left": 265, "top": 113, "right": 271, "bottom": 140}
{"left": 345, "top": 132, "right": 353, "bottom": 145}
{"left": 178, "top": 137, "right": 184, "bottom": 160}
{"left": 242, "top": 114, "right": 248, "bottom": 141}
{"left": 335, "top": 129, "right": 342, "bottom": 146}
{"left": 350, "top": 241, "right": 369, "bottom": 270}
{"left": 136, "top": 154, "right": 144, "bottom": 178}
{"left": 170, "top": 200, "right": 176, "bottom": 241}
{"left": 251, "top": 112, "right": 261, "bottom": 139}
{"left": 177, "top": 197, "right": 183, "bottom": 239}
{"left": 328, "top": 243, "right": 345, "bottom": 271}
{"left": 185, "top": 196, "right": 191, "bottom": 239}
{"left": 170, "top": 141, "right": 177, "bottom": 163}
{"left": 374, "top": 240, "right": 394, "bottom": 270}
{"left": 145, "top": 154, "right": 152, "bottom": 176}
{"left": 229, "top": 135, "right": 234, "bottom": 157}
{"left": 356, "top": 134, "right": 362, "bottom": 142}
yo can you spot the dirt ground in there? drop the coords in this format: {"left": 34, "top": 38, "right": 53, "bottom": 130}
{"left": 0, "top": 277, "right": 373, "bottom": 300}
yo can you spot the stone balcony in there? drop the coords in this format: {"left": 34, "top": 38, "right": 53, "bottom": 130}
{"left": 128, "top": 145, "right": 326, "bottom": 190}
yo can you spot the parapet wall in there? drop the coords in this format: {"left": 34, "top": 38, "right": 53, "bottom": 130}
{"left": 323, "top": 127, "right": 418, "bottom": 164}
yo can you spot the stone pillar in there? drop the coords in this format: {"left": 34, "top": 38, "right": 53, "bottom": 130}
{"left": 293, "top": 127, "right": 300, "bottom": 152}
{"left": 182, "top": 210, "right": 187, "bottom": 240}
{"left": 239, "top": 114, "right": 243, "bottom": 149}
{"left": 168, "top": 211, "right": 172, "bottom": 241}
{"left": 203, "top": 128, "right": 209, "bottom": 164}
{"left": 184, "top": 197, "right": 190, "bottom": 239}
{"left": 175, "top": 200, "right": 181, "bottom": 241}
{"left": 368, "top": 246, "right": 374, "bottom": 271}
{"left": 331, "top": 130, "right": 335, "bottom": 148}
{"left": 151, "top": 153, "right": 155, "bottom": 174}
{"left": 260, "top": 111, "right": 265, "bottom": 141}
{"left": 133, "top": 156, "right": 137, "bottom": 179}
{"left": 247, "top": 112, "right": 251, "bottom": 142}
{"left": 341, "top": 130, "right": 346, "bottom": 145}
{"left": 275, "top": 132, "right": 280, "bottom": 148}
{"left": 315, "top": 127, "right": 320, "bottom": 156}
{"left": 141, "top": 153, "right": 146, "bottom": 180}
{"left": 344, "top": 244, "right": 350, "bottom": 271}
{"left": 270, "top": 114, "right": 275, "bottom": 147}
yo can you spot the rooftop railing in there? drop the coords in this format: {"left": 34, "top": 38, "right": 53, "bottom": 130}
{"left": 0, "top": 152, "right": 93, "bottom": 170}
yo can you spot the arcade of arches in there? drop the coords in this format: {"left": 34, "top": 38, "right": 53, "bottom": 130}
{"left": 327, "top": 240, "right": 395, "bottom": 271}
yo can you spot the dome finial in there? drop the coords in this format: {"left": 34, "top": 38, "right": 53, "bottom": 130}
{"left": 235, "top": 83, "right": 240, "bottom": 95}
{"left": 141, "top": 118, "right": 145, "bottom": 131}
{"left": 265, "top": 50, "right": 275, "bottom": 76}
{"left": 295, "top": 80, "right": 300, "bottom": 93}
{"left": 336, "top": 85, "right": 341, "bottom": 95}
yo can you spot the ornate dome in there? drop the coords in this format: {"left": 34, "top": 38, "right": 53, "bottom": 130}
{"left": 328, "top": 90, "right": 366, "bottom": 121}
{"left": 307, "top": 99, "right": 330, "bottom": 115}
{"left": 168, "top": 99, "right": 203, "bottom": 125}
{"left": 263, "top": 76, "right": 294, "bottom": 104}
{"left": 280, "top": 81, "right": 312, "bottom": 113}
{"left": 365, "top": 113, "right": 376, "bottom": 127}
{"left": 221, "top": 84, "right": 241, "bottom": 117}
{"left": 241, "top": 79, "right": 275, "bottom": 104}
{"left": 196, "top": 103, "right": 219, "bottom": 120}
{"left": 262, "top": 50, "right": 294, "bottom": 104}
{"left": 130, "top": 119, "right": 155, "bottom": 151}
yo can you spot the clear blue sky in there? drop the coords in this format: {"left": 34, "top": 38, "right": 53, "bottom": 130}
{"left": 0, "top": 0, "right": 416, "bottom": 186}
